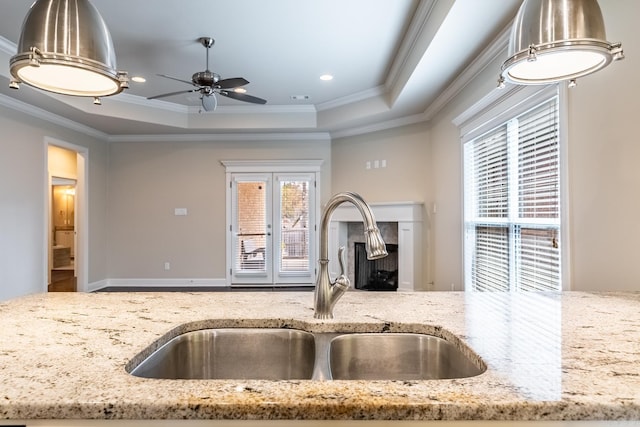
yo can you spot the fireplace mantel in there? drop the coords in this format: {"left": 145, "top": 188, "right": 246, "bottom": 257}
{"left": 327, "top": 201, "right": 423, "bottom": 292}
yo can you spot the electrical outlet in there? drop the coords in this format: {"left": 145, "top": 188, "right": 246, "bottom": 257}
{"left": 164, "top": 262, "right": 170, "bottom": 271}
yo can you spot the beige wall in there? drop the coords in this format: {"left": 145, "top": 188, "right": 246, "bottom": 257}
{"left": 48, "top": 145, "right": 77, "bottom": 179}
{"left": 565, "top": 0, "right": 640, "bottom": 290}
{"left": 0, "top": 103, "right": 109, "bottom": 301}
{"left": 106, "top": 138, "right": 330, "bottom": 280}
{"left": 332, "top": 123, "right": 431, "bottom": 203}
{"left": 332, "top": 122, "right": 432, "bottom": 288}
{"left": 428, "top": 58, "right": 502, "bottom": 290}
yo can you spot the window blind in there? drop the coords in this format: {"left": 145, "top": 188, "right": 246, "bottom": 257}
{"left": 470, "top": 225, "right": 510, "bottom": 292}
{"left": 472, "top": 125, "right": 509, "bottom": 219}
{"left": 517, "top": 100, "right": 560, "bottom": 220}
{"left": 464, "top": 96, "right": 561, "bottom": 292}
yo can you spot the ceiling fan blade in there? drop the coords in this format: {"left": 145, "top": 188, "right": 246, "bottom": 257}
{"left": 216, "top": 77, "right": 249, "bottom": 89}
{"left": 201, "top": 94, "right": 218, "bottom": 112}
{"left": 219, "top": 90, "right": 267, "bottom": 105}
{"left": 148, "top": 89, "right": 197, "bottom": 100}
{"left": 157, "top": 74, "right": 195, "bottom": 86}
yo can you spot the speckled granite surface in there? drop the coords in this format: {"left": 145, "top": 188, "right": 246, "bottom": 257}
{"left": 0, "top": 291, "right": 638, "bottom": 421}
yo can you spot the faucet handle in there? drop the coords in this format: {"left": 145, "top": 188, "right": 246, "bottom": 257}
{"left": 334, "top": 246, "right": 350, "bottom": 290}
{"left": 336, "top": 246, "right": 350, "bottom": 288}
{"left": 337, "top": 246, "right": 347, "bottom": 276}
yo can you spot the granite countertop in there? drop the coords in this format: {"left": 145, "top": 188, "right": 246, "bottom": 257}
{"left": 0, "top": 291, "right": 639, "bottom": 421}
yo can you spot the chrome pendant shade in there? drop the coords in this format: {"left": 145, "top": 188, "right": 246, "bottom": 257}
{"left": 9, "top": 0, "right": 128, "bottom": 97}
{"left": 500, "top": 0, "right": 624, "bottom": 85}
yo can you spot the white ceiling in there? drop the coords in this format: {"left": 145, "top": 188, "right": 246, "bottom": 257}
{"left": 0, "top": 0, "right": 522, "bottom": 138}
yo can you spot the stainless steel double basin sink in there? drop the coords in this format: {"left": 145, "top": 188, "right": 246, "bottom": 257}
{"left": 128, "top": 328, "right": 485, "bottom": 381}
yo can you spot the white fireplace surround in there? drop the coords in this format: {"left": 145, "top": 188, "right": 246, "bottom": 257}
{"left": 327, "top": 201, "right": 423, "bottom": 292}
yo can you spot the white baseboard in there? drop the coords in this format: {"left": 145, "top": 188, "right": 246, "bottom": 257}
{"left": 89, "top": 278, "right": 228, "bottom": 292}
{"left": 87, "top": 279, "right": 109, "bottom": 293}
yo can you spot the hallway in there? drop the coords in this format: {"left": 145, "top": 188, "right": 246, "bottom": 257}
{"left": 48, "top": 268, "right": 75, "bottom": 292}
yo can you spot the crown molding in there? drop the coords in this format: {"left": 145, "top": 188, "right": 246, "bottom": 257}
{"left": 451, "top": 83, "right": 525, "bottom": 128}
{"left": 120, "top": 93, "right": 317, "bottom": 115}
{"left": 330, "top": 112, "right": 427, "bottom": 140}
{"left": 0, "top": 94, "right": 108, "bottom": 140}
{"left": 385, "top": 0, "right": 439, "bottom": 93}
{"left": 108, "top": 132, "right": 331, "bottom": 143}
{"left": 186, "top": 103, "right": 317, "bottom": 115}
{"left": 315, "top": 86, "right": 385, "bottom": 112}
{"left": 453, "top": 84, "right": 557, "bottom": 142}
{"left": 0, "top": 35, "right": 16, "bottom": 55}
{"left": 117, "top": 93, "right": 189, "bottom": 114}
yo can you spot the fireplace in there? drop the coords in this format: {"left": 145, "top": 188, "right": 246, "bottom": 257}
{"left": 354, "top": 242, "right": 398, "bottom": 291}
{"left": 327, "top": 201, "right": 423, "bottom": 292}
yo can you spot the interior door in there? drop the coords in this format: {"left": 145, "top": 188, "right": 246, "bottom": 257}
{"left": 229, "top": 172, "right": 316, "bottom": 286}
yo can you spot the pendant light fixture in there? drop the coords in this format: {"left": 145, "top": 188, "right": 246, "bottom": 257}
{"left": 9, "top": 0, "right": 128, "bottom": 97}
{"left": 499, "top": 0, "right": 624, "bottom": 86}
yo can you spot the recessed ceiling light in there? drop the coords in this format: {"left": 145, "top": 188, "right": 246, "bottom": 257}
{"left": 131, "top": 76, "right": 146, "bottom": 83}
{"left": 320, "top": 74, "right": 333, "bottom": 81}
{"left": 234, "top": 87, "right": 247, "bottom": 93}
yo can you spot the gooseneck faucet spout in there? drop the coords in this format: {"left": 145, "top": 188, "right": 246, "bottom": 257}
{"left": 314, "top": 192, "right": 388, "bottom": 319}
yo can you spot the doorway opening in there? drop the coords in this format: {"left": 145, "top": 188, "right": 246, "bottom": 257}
{"left": 50, "top": 177, "right": 76, "bottom": 291}
{"left": 45, "top": 139, "right": 88, "bottom": 293}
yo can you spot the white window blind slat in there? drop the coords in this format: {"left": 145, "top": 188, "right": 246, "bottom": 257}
{"left": 464, "top": 95, "right": 561, "bottom": 292}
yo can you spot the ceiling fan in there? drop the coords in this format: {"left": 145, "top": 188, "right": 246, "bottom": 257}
{"left": 148, "top": 37, "right": 267, "bottom": 111}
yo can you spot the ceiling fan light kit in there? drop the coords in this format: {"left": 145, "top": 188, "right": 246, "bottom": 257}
{"left": 148, "top": 37, "right": 267, "bottom": 112}
{"left": 500, "top": 0, "right": 623, "bottom": 86}
{"left": 9, "top": 0, "right": 128, "bottom": 97}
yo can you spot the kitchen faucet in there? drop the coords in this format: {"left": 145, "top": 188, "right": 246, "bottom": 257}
{"left": 314, "top": 192, "right": 388, "bottom": 319}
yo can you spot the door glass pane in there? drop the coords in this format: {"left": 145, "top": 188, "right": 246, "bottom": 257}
{"left": 236, "top": 181, "right": 267, "bottom": 271}
{"left": 279, "top": 179, "right": 310, "bottom": 272}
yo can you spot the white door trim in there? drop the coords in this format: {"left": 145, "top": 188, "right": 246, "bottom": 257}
{"left": 222, "top": 160, "right": 322, "bottom": 287}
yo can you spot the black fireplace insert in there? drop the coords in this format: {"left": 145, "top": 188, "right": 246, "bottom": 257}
{"left": 354, "top": 242, "right": 398, "bottom": 291}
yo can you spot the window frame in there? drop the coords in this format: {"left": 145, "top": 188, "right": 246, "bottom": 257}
{"left": 455, "top": 84, "right": 570, "bottom": 291}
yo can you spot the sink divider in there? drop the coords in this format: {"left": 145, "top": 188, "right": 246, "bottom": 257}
{"left": 310, "top": 332, "right": 343, "bottom": 380}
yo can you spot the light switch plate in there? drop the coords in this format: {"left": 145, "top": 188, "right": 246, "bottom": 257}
{"left": 174, "top": 208, "right": 188, "bottom": 216}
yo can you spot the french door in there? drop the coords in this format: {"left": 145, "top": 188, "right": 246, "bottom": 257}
{"left": 228, "top": 172, "right": 317, "bottom": 286}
